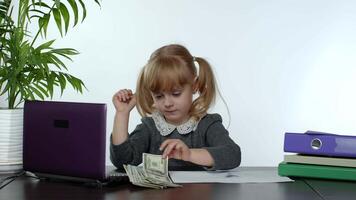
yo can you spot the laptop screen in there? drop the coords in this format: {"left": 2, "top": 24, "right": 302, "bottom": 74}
{"left": 23, "top": 100, "right": 107, "bottom": 181}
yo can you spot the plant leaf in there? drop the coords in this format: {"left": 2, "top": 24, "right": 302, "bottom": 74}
{"left": 36, "top": 39, "right": 55, "bottom": 51}
{"left": 40, "top": 13, "right": 50, "bottom": 37}
{"left": 50, "top": 54, "right": 68, "bottom": 70}
{"left": 25, "top": 87, "right": 36, "bottom": 100}
{"left": 0, "top": 0, "right": 100, "bottom": 108}
{"left": 32, "top": 2, "right": 51, "bottom": 9}
{"left": 33, "top": 82, "right": 49, "bottom": 98}
{"left": 58, "top": 73, "right": 67, "bottom": 95}
{"left": 47, "top": 72, "right": 56, "bottom": 98}
{"left": 59, "top": 3, "right": 70, "bottom": 34}
{"left": 29, "top": 8, "right": 46, "bottom": 15}
{"left": 52, "top": 8, "right": 62, "bottom": 37}
{"left": 78, "top": 0, "right": 86, "bottom": 22}
{"left": 94, "top": 0, "right": 101, "bottom": 7}
{"left": 67, "top": 0, "right": 78, "bottom": 27}
{"left": 54, "top": 0, "right": 61, "bottom": 9}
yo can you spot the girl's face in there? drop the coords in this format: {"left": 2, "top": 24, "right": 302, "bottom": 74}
{"left": 151, "top": 84, "right": 194, "bottom": 125}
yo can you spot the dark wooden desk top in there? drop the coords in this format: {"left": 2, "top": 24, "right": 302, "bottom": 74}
{"left": 304, "top": 179, "right": 356, "bottom": 200}
{"left": 1, "top": 167, "right": 356, "bottom": 200}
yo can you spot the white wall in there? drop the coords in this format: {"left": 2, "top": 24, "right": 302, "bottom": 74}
{"left": 3, "top": 0, "right": 356, "bottom": 166}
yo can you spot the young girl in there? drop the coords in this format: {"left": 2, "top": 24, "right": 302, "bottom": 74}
{"left": 110, "top": 44, "right": 241, "bottom": 170}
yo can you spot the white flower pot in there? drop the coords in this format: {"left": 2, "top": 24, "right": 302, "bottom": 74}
{"left": 0, "top": 108, "right": 23, "bottom": 173}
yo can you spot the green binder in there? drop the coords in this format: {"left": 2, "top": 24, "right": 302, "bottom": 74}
{"left": 278, "top": 162, "right": 356, "bottom": 181}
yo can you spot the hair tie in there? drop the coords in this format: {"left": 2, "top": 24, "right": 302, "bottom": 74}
{"left": 193, "top": 56, "right": 200, "bottom": 77}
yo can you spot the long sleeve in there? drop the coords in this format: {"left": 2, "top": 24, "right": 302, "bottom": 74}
{"left": 110, "top": 123, "right": 151, "bottom": 169}
{"left": 202, "top": 114, "right": 241, "bottom": 170}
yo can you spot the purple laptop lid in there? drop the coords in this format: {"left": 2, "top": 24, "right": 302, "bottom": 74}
{"left": 23, "top": 100, "right": 107, "bottom": 180}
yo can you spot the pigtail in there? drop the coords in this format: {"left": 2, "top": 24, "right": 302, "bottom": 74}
{"left": 135, "top": 67, "right": 154, "bottom": 117}
{"left": 191, "top": 57, "right": 217, "bottom": 119}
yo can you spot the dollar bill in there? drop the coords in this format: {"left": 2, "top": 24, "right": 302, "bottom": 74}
{"left": 123, "top": 153, "right": 181, "bottom": 189}
{"left": 143, "top": 153, "right": 168, "bottom": 175}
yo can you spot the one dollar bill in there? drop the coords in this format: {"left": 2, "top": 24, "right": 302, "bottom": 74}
{"left": 123, "top": 153, "right": 181, "bottom": 189}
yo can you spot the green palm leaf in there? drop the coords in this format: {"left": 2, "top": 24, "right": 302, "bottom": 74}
{"left": 67, "top": 0, "right": 79, "bottom": 27}
{"left": 59, "top": 3, "right": 70, "bottom": 34}
{"left": 0, "top": 0, "right": 101, "bottom": 108}
{"left": 52, "top": 8, "right": 62, "bottom": 36}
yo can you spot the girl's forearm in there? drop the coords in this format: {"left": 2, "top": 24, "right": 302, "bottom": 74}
{"left": 189, "top": 148, "right": 214, "bottom": 167}
{"left": 112, "top": 112, "right": 130, "bottom": 145}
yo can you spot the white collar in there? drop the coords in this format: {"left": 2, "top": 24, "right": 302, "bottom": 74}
{"left": 151, "top": 112, "right": 199, "bottom": 136}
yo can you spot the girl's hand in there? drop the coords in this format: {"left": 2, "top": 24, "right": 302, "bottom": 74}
{"left": 160, "top": 139, "right": 191, "bottom": 161}
{"left": 112, "top": 89, "right": 136, "bottom": 114}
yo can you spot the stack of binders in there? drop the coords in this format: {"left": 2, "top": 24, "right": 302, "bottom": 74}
{"left": 278, "top": 130, "right": 356, "bottom": 181}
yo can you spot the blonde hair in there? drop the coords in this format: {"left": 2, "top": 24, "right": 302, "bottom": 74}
{"left": 136, "top": 44, "right": 217, "bottom": 120}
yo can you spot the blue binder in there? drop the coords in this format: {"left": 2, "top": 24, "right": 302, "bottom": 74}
{"left": 284, "top": 131, "right": 356, "bottom": 158}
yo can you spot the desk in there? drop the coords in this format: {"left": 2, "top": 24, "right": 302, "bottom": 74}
{"left": 1, "top": 167, "right": 356, "bottom": 200}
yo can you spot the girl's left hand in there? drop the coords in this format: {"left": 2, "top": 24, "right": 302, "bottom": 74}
{"left": 160, "top": 139, "right": 191, "bottom": 161}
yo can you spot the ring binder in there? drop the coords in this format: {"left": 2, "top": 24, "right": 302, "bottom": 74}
{"left": 284, "top": 131, "right": 356, "bottom": 158}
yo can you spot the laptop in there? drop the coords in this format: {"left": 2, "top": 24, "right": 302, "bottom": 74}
{"left": 23, "top": 100, "right": 128, "bottom": 186}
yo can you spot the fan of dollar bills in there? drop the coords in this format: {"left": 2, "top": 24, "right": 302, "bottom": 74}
{"left": 123, "top": 153, "right": 182, "bottom": 189}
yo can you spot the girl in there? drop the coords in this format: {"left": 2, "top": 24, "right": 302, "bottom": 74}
{"left": 110, "top": 44, "right": 241, "bottom": 170}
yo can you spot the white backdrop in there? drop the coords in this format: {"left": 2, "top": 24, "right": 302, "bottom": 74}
{"left": 2, "top": 0, "right": 356, "bottom": 166}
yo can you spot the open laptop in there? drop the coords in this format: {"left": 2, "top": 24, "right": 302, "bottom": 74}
{"left": 23, "top": 100, "right": 128, "bottom": 186}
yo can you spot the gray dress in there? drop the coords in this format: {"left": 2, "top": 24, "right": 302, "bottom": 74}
{"left": 110, "top": 113, "right": 241, "bottom": 170}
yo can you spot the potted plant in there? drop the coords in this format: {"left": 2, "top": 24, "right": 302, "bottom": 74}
{"left": 0, "top": 0, "right": 100, "bottom": 173}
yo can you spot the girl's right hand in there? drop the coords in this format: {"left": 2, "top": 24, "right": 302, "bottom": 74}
{"left": 112, "top": 89, "right": 137, "bottom": 114}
